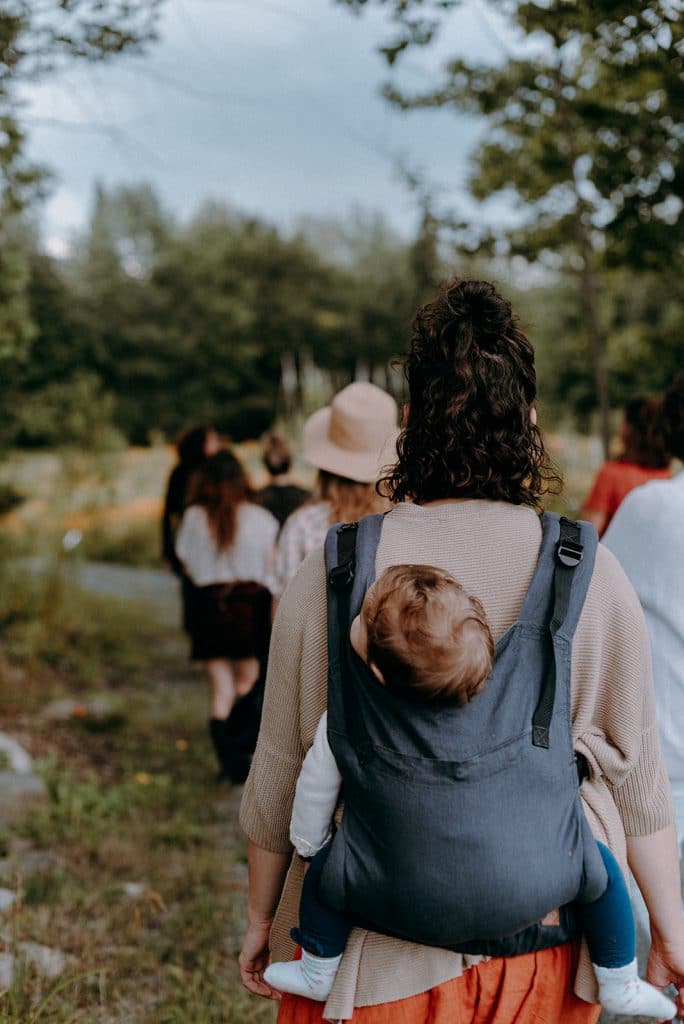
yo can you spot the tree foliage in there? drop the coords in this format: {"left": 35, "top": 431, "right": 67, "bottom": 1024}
{"left": 1, "top": 186, "right": 439, "bottom": 448}
{"left": 337, "top": 0, "right": 684, "bottom": 449}
{"left": 4, "top": 181, "right": 680, "bottom": 451}
{"left": 0, "top": 1, "right": 164, "bottom": 367}
{"left": 1, "top": 1, "right": 163, "bottom": 212}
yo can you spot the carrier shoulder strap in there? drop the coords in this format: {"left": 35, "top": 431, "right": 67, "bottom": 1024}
{"left": 532, "top": 516, "right": 585, "bottom": 749}
{"left": 328, "top": 522, "right": 359, "bottom": 594}
{"left": 325, "top": 516, "right": 386, "bottom": 762}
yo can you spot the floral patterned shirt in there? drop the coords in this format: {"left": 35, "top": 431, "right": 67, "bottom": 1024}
{"left": 266, "top": 501, "right": 331, "bottom": 598}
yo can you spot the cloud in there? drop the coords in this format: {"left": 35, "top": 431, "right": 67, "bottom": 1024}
{"left": 22, "top": 0, "right": 500, "bottom": 249}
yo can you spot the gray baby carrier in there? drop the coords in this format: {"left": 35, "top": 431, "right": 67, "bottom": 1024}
{"left": 318, "top": 511, "right": 608, "bottom": 956}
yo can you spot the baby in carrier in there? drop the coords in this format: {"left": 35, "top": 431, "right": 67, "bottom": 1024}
{"left": 264, "top": 564, "right": 676, "bottom": 1020}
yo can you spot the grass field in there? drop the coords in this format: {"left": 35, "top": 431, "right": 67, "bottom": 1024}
{"left": 0, "top": 575, "right": 278, "bottom": 1024}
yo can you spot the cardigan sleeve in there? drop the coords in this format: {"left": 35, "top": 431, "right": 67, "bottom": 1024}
{"left": 571, "top": 545, "right": 673, "bottom": 837}
{"left": 240, "top": 548, "right": 328, "bottom": 853}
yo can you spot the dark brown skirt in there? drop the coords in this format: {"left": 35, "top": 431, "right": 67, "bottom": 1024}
{"left": 185, "top": 580, "right": 272, "bottom": 662}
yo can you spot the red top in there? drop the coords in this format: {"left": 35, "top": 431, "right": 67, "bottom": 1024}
{"left": 583, "top": 460, "right": 671, "bottom": 532}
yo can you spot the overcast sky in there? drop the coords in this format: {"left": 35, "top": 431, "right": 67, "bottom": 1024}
{"left": 22, "top": 0, "right": 511, "bottom": 253}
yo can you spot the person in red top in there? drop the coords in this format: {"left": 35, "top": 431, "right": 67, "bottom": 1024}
{"left": 582, "top": 398, "right": 671, "bottom": 536}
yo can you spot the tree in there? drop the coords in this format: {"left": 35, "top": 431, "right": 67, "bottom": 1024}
{"left": 1, "top": 0, "right": 164, "bottom": 218}
{"left": 0, "top": 2, "right": 164, "bottom": 368}
{"left": 337, "top": 0, "right": 683, "bottom": 452}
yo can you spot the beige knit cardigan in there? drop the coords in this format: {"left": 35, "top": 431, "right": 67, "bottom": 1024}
{"left": 240, "top": 501, "right": 674, "bottom": 1022}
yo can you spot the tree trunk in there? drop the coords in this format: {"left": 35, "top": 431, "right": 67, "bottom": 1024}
{"left": 554, "top": 72, "right": 612, "bottom": 459}
{"left": 575, "top": 215, "right": 611, "bottom": 458}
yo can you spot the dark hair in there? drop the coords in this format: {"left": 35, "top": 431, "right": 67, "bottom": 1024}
{"left": 262, "top": 431, "right": 292, "bottom": 476}
{"left": 663, "top": 373, "right": 684, "bottom": 461}
{"left": 186, "top": 450, "right": 251, "bottom": 551}
{"left": 379, "top": 278, "right": 561, "bottom": 509}
{"left": 363, "top": 564, "right": 494, "bottom": 707}
{"left": 176, "top": 425, "right": 214, "bottom": 468}
{"left": 621, "top": 397, "right": 670, "bottom": 469}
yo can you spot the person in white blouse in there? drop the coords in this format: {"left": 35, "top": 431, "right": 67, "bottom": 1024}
{"left": 175, "top": 449, "right": 278, "bottom": 781}
{"left": 603, "top": 374, "right": 684, "bottom": 932}
{"left": 603, "top": 375, "right": 684, "bottom": 846}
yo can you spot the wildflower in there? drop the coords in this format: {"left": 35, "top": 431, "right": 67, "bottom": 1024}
{"left": 175, "top": 739, "right": 188, "bottom": 751}
{"left": 134, "top": 772, "right": 152, "bottom": 785}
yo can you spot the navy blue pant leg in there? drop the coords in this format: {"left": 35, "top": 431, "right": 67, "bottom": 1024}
{"left": 290, "top": 844, "right": 351, "bottom": 958}
{"left": 577, "top": 840, "right": 636, "bottom": 968}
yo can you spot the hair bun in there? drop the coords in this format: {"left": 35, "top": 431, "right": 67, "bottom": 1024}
{"left": 445, "top": 279, "right": 512, "bottom": 348}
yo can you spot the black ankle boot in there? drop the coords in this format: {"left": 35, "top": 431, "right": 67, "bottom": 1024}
{"left": 209, "top": 682, "right": 264, "bottom": 783}
{"left": 208, "top": 717, "right": 234, "bottom": 780}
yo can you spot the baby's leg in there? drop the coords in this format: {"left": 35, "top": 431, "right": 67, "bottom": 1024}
{"left": 578, "top": 841, "right": 676, "bottom": 1020}
{"left": 264, "top": 844, "right": 350, "bottom": 1001}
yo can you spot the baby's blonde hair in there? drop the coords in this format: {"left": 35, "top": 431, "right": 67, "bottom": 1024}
{"left": 362, "top": 564, "right": 494, "bottom": 706}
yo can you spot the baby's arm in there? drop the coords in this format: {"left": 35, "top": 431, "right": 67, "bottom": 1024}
{"left": 290, "top": 712, "right": 342, "bottom": 858}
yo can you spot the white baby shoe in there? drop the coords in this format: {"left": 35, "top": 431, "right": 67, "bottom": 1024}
{"left": 264, "top": 950, "right": 342, "bottom": 1001}
{"left": 594, "top": 960, "right": 677, "bottom": 1019}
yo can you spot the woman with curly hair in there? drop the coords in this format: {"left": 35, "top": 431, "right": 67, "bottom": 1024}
{"left": 176, "top": 449, "right": 278, "bottom": 782}
{"left": 238, "top": 279, "right": 684, "bottom": 1023}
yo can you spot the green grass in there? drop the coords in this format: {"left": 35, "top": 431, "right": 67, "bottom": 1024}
{"left": 80, "top": 519, "right": 163, "bottom": 569}
{"left": 0, "top": 578, "right": 277, "bottom": 1024}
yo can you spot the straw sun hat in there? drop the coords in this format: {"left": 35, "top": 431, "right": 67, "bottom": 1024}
{"left": 302, "top": 382, "right": 400, "bottom": 484}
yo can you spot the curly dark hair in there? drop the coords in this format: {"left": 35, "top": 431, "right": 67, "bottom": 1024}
{"left": 380, "top": 277, "right": 561, "bottom": 509}
{"left": 663, "top": 372, "right": 684, "bottom": 461}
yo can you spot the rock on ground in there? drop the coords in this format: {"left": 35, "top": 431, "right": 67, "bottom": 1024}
{"left": 0, "top": 770, "right": 46, "bottom": 829}
{"left": 0, "top": 733, "right": 33, "bottom": 774}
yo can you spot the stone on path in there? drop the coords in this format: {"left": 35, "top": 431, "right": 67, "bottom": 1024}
{"left": 0, "top": 847, "right": 61, "bottom": 885}
{"left": 0, "top": 941, "right": 72, "bottom": 985}
{"left": 0, "top": 734, "right": 33, "bottom": 774}
{"left": 0, "top": 952, "right": 13, "bottom": 989}
{"left": 42, "top": 696, "right": 116, "bottom": 723}
{"left": 0, "top": 731, "right": 47, "bottom": 830}
{"left": 0, "top": 890, "right": 17, "bottom": 912}
{"left": 121, "top": 882, "right": 146, "bottom": 898}
{"left": 0, "top": 770, "right": 46, "bottom": 830}
{"left": 17, "top": 940, "right": 70, "bottom": 979}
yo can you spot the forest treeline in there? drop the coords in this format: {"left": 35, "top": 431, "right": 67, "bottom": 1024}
{"left": 2, "top": 180, "right": 683, "bottom": 449}
{"left": 2, "top": 2, "right": 682, "bottom": 451}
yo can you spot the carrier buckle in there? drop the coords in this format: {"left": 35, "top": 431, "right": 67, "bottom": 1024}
{"left": 329, "top": 563, "right": 355, "bottom": 591}
{"left": 556, "top": 539, "right": 583, "bottom": 568}
{"left": 575, "top": 752, "right": 590, "bottom": 785}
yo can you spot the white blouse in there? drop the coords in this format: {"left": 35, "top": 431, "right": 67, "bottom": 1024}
{"left": 175, "top": 503, "right": 278, "bottom": 588}
{"left": 604, "top": 472, "right": 684, "bottom": 787}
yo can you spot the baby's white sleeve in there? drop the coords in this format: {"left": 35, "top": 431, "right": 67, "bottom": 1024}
{"left": 290, "top": 712, "right": 343, "bottom": 858}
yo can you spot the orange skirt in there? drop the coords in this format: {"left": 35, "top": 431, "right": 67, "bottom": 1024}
{"left": 276, "top": 942, "right": 600, "bottom": 1024}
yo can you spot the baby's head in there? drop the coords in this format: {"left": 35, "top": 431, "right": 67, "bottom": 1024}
{"left": 350, "top": 565, "right": 494, "bottom": 707}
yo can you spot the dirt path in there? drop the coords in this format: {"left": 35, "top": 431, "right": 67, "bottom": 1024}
{"left": 66, "top": 560, "right": 180, "bottom": 625}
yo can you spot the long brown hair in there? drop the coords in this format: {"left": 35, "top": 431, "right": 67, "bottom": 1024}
{"left": 186, "top": 450, "right": 251, "bottom": 551}
{"left": 380, "top": 277, "right": 562, "bottom": 510}
{"left": 318, "top": 470, "right": 390, "bottom": 524}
